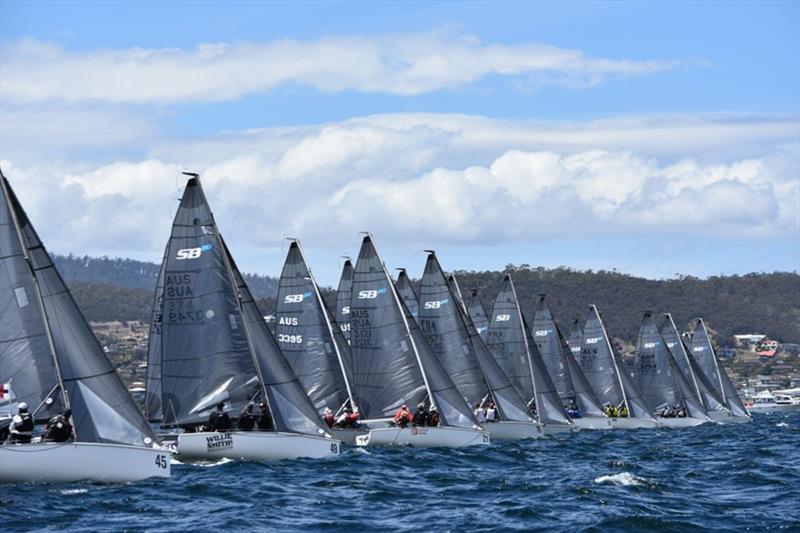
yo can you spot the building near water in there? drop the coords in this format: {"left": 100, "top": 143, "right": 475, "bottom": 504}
{"left": 734, "top": 334, "right": 766, "bottom": 349}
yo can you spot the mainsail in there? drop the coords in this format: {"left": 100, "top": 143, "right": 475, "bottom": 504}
{"left": 578, "top": 306, "right": 652, "bottom": 420}
{"left": 486, "top": 275, "right": 570, "bottom": 426}
{"left": 1, "top": 173, "right": 156, "bottom": 446}
{"left": 144, "top": 247, "right": 168, "bottom": 422}
{"left": 276, "top": 241, "right": 354, "bottom": 414}
{"left": 349, "top": 236, "right": 477, "bottom": 428}
{"left": 659, "top": 314, "right": 728, "bottom": 415}
{"left": 335, "top": 259, "right": 354, "bottom": 343}
{"left": 688, "top": 318, "right": 749, "bottom": 417}
{"left": 567, "top": 319, "right": 583, "bottom": 358}
{"left": 634, "top": 312, "right": 706, "bottom": 418}
{"left": 466, "top": 290, "right": 490, "bottom": 341}
{"left": 395, "top": 268, "right": 419, "bottom": 319}
{"left": 532, "top": 296, "right": 605, "bottom": 418}
{"left": 418, "top": 253, "right": 489, "bottom": 407}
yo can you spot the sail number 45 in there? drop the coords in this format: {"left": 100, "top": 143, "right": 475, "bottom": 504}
{"left": 154, "top": 454, "right": 169, "bottom": 469}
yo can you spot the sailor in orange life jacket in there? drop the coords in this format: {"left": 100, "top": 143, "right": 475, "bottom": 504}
{"left": 393, "top": 404, "right": 413, "bottom": 428}
{"left": 322, "top": 407, "right": 335, "bottom": 428}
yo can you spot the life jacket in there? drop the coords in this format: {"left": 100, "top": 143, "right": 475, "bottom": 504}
{"left": 427, "top": 411, "right": 440, "bottom": 426}
{"left": 214, "top": 412, "right": 232, "bottom": 431}
{"left": 14, "top": 413, "right": 34, "bottom": 434}
{"left": 323, "top": 413, "right": 335, "bottom": 428}
{"left": 44, "top": 415, "right": 72, "bottom": 442}
{"left": 237, "top": 413, "right": 256, "bottom": 431}
{"left": 257, "top": 411, "right": 273, "bottom": 431}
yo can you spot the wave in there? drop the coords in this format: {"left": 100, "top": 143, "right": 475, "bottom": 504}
{"left": 594, "top": 472, "right": 648, "bottom": 487}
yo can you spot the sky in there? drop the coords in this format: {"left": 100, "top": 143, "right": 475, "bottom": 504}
{"left": 1, "top": 0, "right": 798, "bottom": 286}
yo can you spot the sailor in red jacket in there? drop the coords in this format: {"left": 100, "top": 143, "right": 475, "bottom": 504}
{"left": 323, "top": 407, "right": 335, "bottom": 428}
{"left": 393, "top": 404, "right": 413, "bottom": 428}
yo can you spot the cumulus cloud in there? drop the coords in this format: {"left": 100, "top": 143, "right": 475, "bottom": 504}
{"left": 0, "top": 31, "right": 692, "bottom": 104}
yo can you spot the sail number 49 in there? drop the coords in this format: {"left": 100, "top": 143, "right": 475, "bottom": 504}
{"left": 154, "top": 454, "right": 168, "bottom": 469}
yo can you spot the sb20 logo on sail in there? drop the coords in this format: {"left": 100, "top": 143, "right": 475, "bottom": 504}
{"left": 357, "top": 288, "right": 387, "bottom": 299}
{"left": 176, "top": 244, "right": 213, "bottom": 260}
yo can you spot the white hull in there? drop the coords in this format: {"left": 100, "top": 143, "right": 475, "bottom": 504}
{"left": 657, "top": 416, "right": 709, "bottom": 428}
{"left": 329, "top": 428, "right": 369, "bottom": 445}
{"left": 571, "top": 416, "right": 614, "bottom": 430}
{"left": 483, "top": 421, "right": 544, "bottom": 440}
{"left": 176, "top": 431, "right": 341, "bottom": 461}
{"left": 355, "top": 426, "right": 490, "bottom": 448}
{"left": 708, "top": 410, "right": 752, "bottom": 424}
{"left": 541, "top": 423, "right": 574, "bottom": 436}
{"left": 608, "top": 417, "right": 659, "bottom": 429}
{"left": 0, "top": 442, "right": 171, "bottom": 483}
{"left": 747, "top": 405, "right": 800, "bottom": 414}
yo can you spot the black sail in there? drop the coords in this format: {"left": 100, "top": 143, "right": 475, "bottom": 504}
{"left": 688, "top": 319, "right": 749, "bottom": 417}
{"left": 1, "top": 174, "right": 156, "bottom": 445}
{"left": 276, "top": 241, "right": 353, "bottom": 414}
{"left": 579, "top": 306, "right": 652, "bottom": 419}
{"left": 155, "top": 178, "right": 259, "bottom": 427}
{"left": 335, "top": 259, "right": 354, "bottom": 343}
{"left": 418, "top": 253, "right": 489, "bottom": 407}
{"left": 531, "top": 296, "right": 575, "bottom": 401}
{"left": 395, "top": 269, "right": 419, "bottom": 319}
{"left": 634, "top": 312, "right": 706, "bottom": 418}
{"left": 567, "top": 319, "right": 583, "bottom": 359}
{"left": 144, "top": 246, "right": 168, "bottom": 422}
{"left": 223, "top": 243, "right": 328, "bottom": 435}
{"left": 466, "top": 290, "right": 490, "bottom": 341}
{"left": 660, "top": 314, "right": 728, "bottom": 414}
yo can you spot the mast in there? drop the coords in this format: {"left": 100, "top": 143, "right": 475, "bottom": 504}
{"left": 365, "top": 233, "right": 436, "bottom": 408}
{"left": 291, "top": 238, "right": 355, "bottom": 408}
{"left": 593, "top": 305, "right": 629, "bottom": 413}
{"left": 0, "top": 173, "right": 69, "bottom": 410}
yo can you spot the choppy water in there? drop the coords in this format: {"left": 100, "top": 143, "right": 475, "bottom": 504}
{"left": 3, "top": 412, "right": 799, "bottom": 532}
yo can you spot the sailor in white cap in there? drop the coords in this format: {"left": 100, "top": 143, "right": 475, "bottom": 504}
{"left": 8, "top": 402, "right": 34, "bottom": 443}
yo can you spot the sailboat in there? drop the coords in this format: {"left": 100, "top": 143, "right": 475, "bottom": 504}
{"left": 567, "top": 319, "right": 583, "bottom": 359}
{"left": 276, "top": 240, "right": 364, "bottom": 443}
{"left": 147, "top": 176, "right": 340, "bottom": 460}
{"left": 531, "top": 296, "right": 611, "bottom": 430}
{"left": 659, "top": 314, "right": 734, "bottom": 423}
{"left": 686, "top": 318, "right": 750, "bottom": 423}
{"left": 633, "top": 312, "right": 709, "bottom": 427}
{"left": 466, "top": 289, "right": 490, "bottom": 341}
{"left": 335, "top": 258, "right": 354, "bottom": 343}
{"left": 419, "top": 254, "right": 542, "bottom": 439}
{"left": 577, "top": 306, "right": 658, "bottom": 429}
{"left": 395, "top": 268, "right": 419, "bottom": 319}
{"left": 0, "top": 172, "right": 171, "bottom": 483}
{"left": 349, "top": 235, "right": 489, "bottom": 447}
{"left": 486, "top": 275, "right": 573, "bottom": 435}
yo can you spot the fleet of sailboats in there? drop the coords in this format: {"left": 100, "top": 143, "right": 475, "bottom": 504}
{"left": 0, "top": 171, "right": 757, "bottom": 484}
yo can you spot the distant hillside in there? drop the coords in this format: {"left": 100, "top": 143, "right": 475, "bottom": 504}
{"left": 53, "top": 254, "right": 278, "bottom": 299}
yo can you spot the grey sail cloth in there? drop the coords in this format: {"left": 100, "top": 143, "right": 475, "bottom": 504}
{"left": 418, "top": 253, "right": 490, "bottom": 407}
{"left": 659, "top": 314, "right": 728, "bottom": 414}
{"left": 144, "top": 246, "right": 168, "bottom": 422}
{"left": 567, "top": 320, "right": 583, "bottom": 358}
{"left": 448, "top": 274, "right": 532, "bottom": 422}
{"left": 558, "top": 325, "right": 606, "bottom": 418}
{"left": 466, "top": 290, "right": 490, "bottom": 341}
{"left": 1, "top": 175, "right": 156, "bottom": 446}
{"left": 155, "top": 178, "right": 260, "bottom": 427}
{"left": 531, "top": 296, "right": 575, "bottom": 400}
{"left": 487, "top": 276, "right": 570, "bottom": 425}
{"left": 579, "top": 306, "right": 652, "bottom": 419}
{"left": 0, "top": 176, "right": 62, "bottom": 421}
{"left": 223, "top": 243, "right": 327, "bottom": 435}
{"left": 634, "top": 313, "right": 706, "bottom": 418}
{"left": 335, "top": 260, "right": 354, "bottom": 343}
{"left": 395, "top": 269, "right": 419, "bottom": 319}
{"left": 688, "top": 319, "right": 749, "bottom": 417}
{"left": 276, "top": 241, "right": 352, "bottom": 414}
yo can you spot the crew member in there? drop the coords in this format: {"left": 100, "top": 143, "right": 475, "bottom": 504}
{"left": 237, "top": 403, "right": 256, "bottom": 431}
{"left": 426, "top": 406, "right": 440, "bottom": 427}
{"left": 43, "top": 408, "right": 73, "bottom": 442}
{"left": 618, "top": 405, "right": 628, "bottom": 418}
{"left": 323, "top": 407, "right": 335, "bottom": 428}
{"left": 485, "top": 402, "right": 498, "bottom": 423}
{"left": 256, "top": 402, "right": 273, "bottom": 431}
{"left": 473, "top": 403, "right": 486, "bottom": 424}
{"left": 393, "top": 404, "right": 412, "bottom": 428}
{"left": 208, "top": 402, "right": 231, "bottom": 431}
{"left": 8, "top": 403, "right": 34, "bottom": 443}
{"left": 413, "top": 403, "right": 427, "bottom": 426}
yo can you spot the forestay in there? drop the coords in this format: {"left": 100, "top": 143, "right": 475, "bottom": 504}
{"left": 578, "top": 306, "right": 652, "bottom": 420}
{"left": 1, "top": 174, "right": 156, "bottom": 446}
{"left": 335, "top": 259, "right": 354, "bottom": 343}
{"left": 688, "top": 319, "right": 749, "bottom": 417}
{"left": 276, "top": 241, "right": 354, "bottom": 414}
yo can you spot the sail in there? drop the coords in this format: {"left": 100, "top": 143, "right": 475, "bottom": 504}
{"left": 567, "top": 319, "right": 583, "bottom": 358}
{"left": 224, "top": 243, "right": 327, "bottom": 436}
{"left": 155, "top": 178, "right": 259, "bottom": 427}
{"left": 659, "top": 314, "right": 727, "bottom": 414}
{"left": 418, "top": 253, "right": 489, "bottom": 407}
{"left": 2, "top": 175, "right": 156, "bottom": 446}
{"left": 395, "top": 269, "right": 419, "bottom": 319}
{"left": 276, "top": 241, "right": 352, "bottom": 414}
{"left": 466, "top": 290, "right": 490, "bottom": 341}
{"left": 0, "top": 175, "right": 61, "bottom": 421}
{"left": 579, "top": 306, "right": 652, "bottom": 419}
{"left": 349, "top": 237, "right": 427, "bottom": 418}
{"left": 688, "top": 319, "right": 749, "bottom": 417}
{"left": 558, "top": 326, "right": 606, "bottom": 418}
{"left": 634, "top": 313, "right": 706, "bottom": 418}
{"left": 144, "top": 246, "right": 168, "bottom": 422}
{"left": 335, "top": 259, "right": 354, "bottom": 343}
{"left": 531, "top": 296, "right": 575, "bottom": 401}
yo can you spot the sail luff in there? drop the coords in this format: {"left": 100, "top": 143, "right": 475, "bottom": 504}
{"left": 594, "top": 306, "right": 631, "bottom": 413}
{"left": 335, "top": 259, "right": 353, "bottom": 343}
{"left": 144, "top": 244, "right": 169, "bottom": 422}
